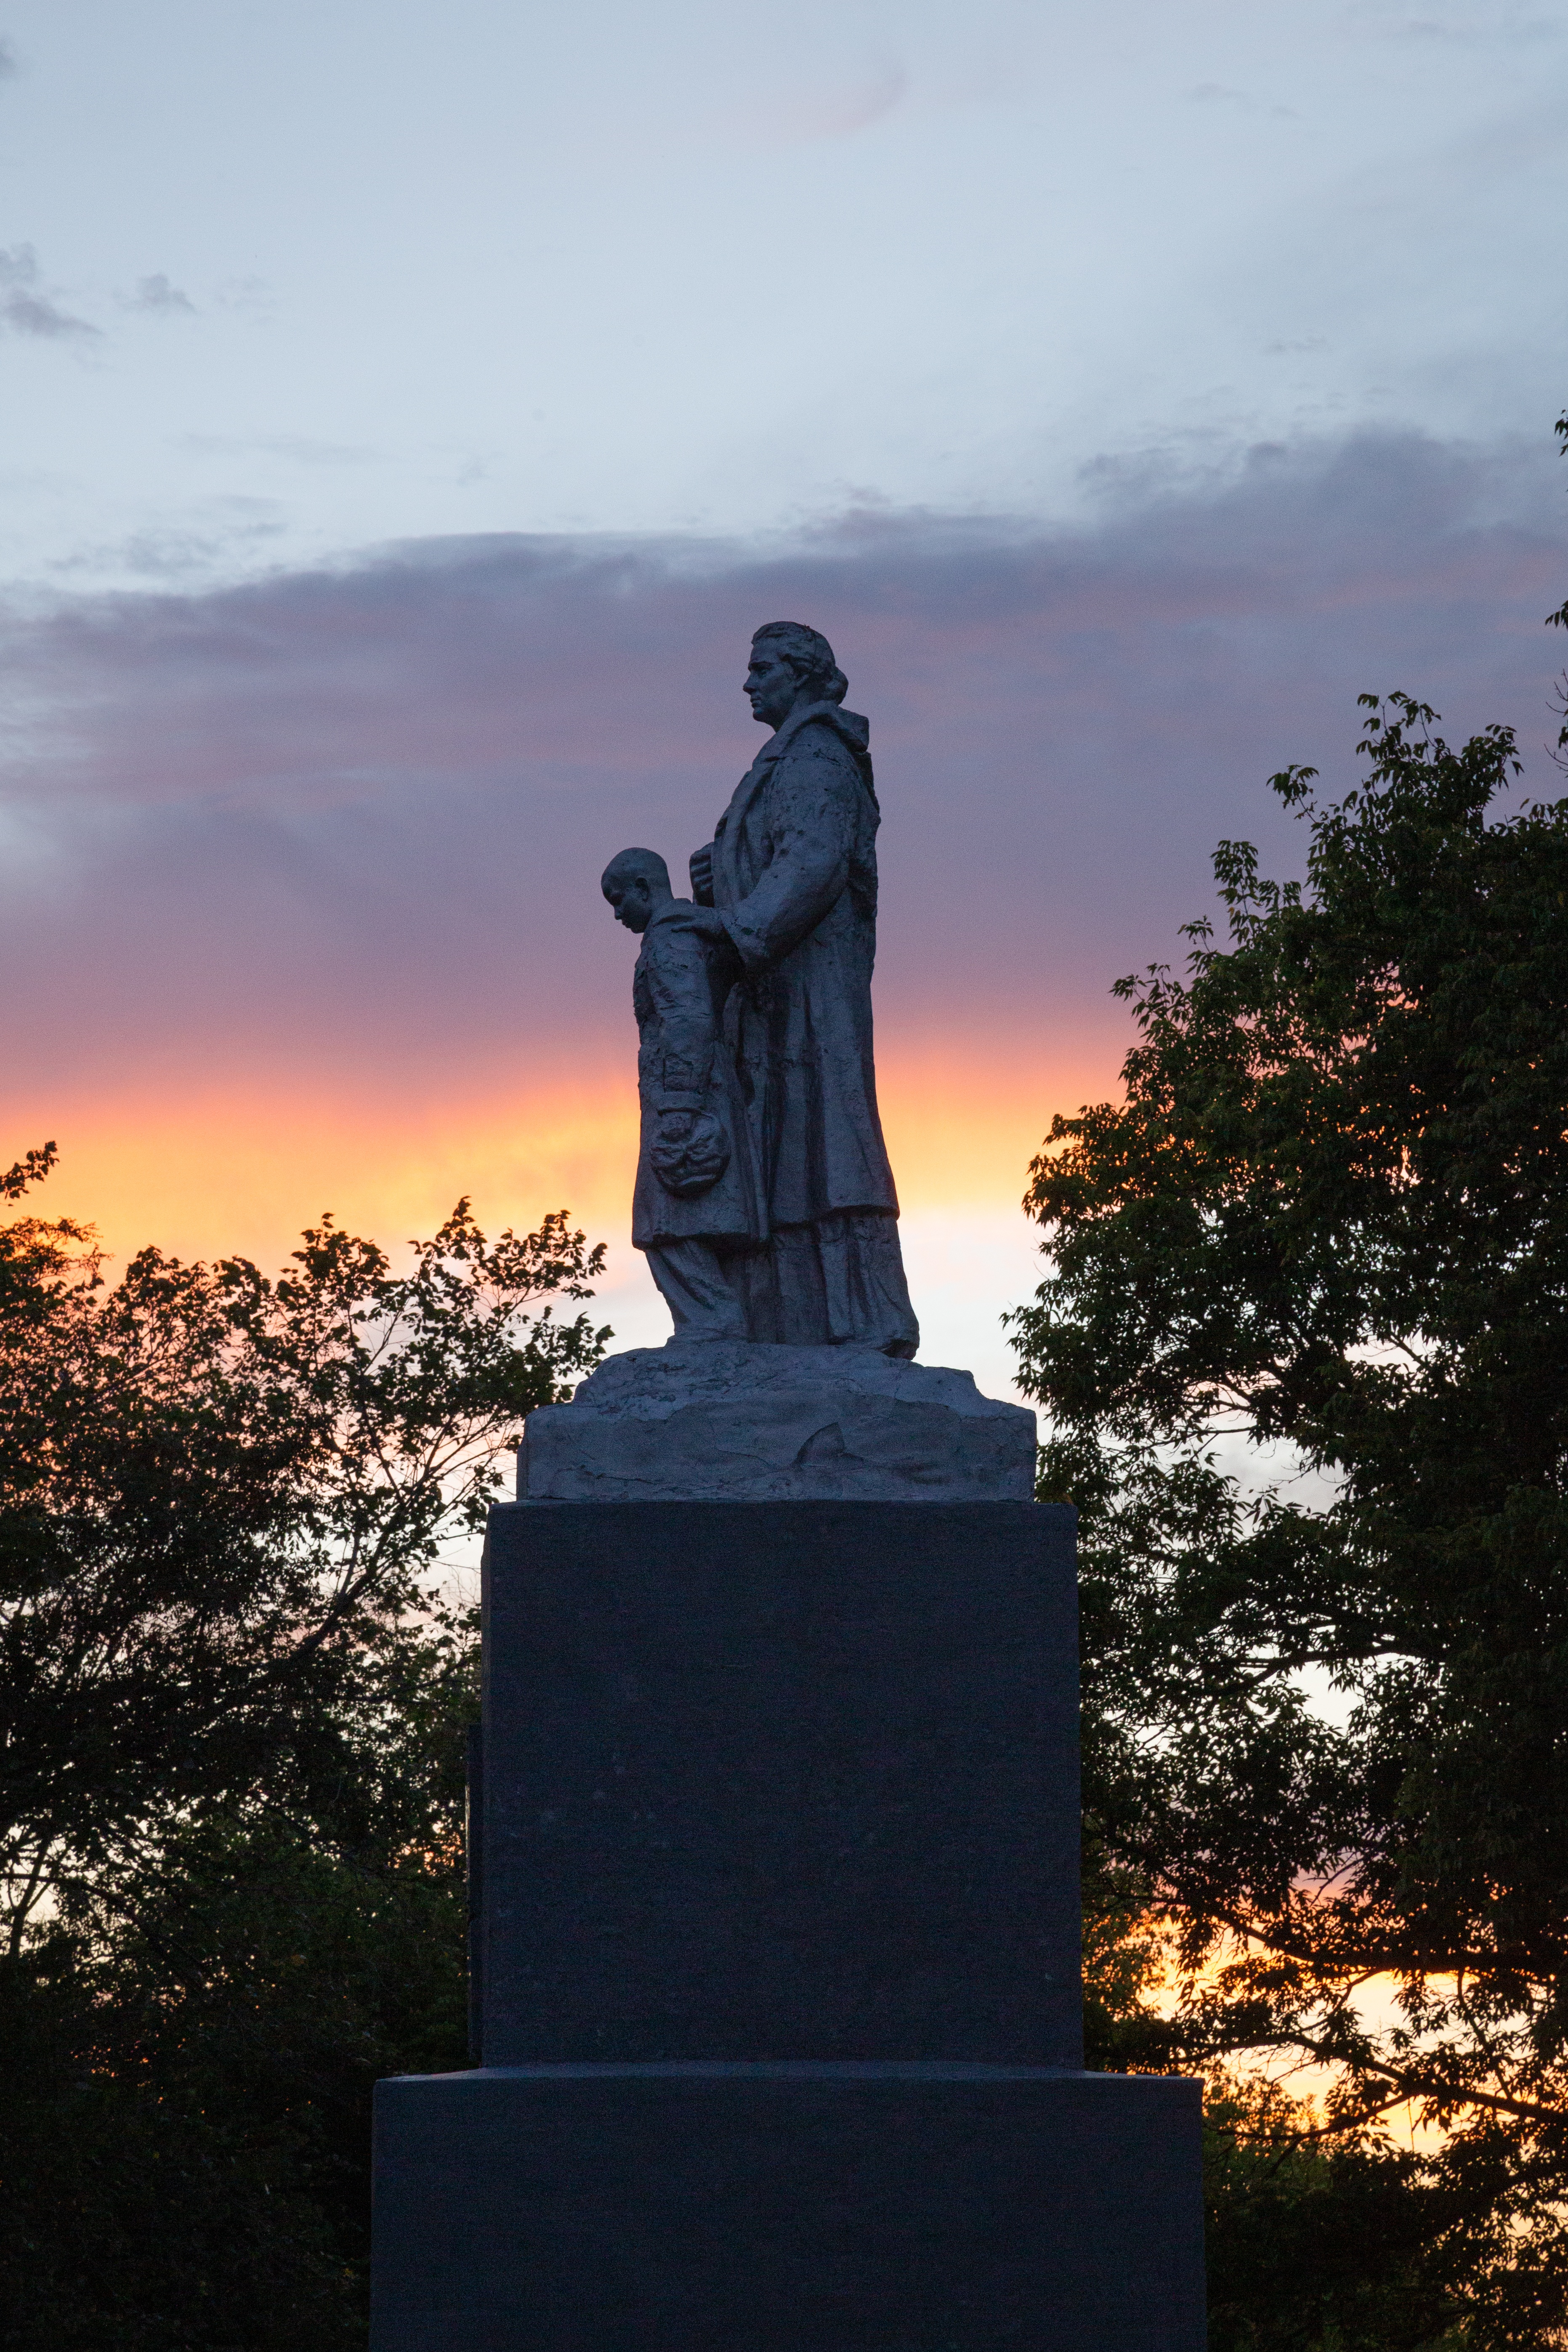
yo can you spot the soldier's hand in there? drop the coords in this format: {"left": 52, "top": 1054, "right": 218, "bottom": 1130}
{"left": 689, "top": 844, "right": 715, "bottom": 905}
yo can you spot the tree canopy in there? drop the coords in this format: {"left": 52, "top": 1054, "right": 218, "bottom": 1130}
{"left": 1012, "top": 688, "right": 1568, "bottom": 2344}
{"left": 0, "top": 1158, "right": 606, "bottom": 2348}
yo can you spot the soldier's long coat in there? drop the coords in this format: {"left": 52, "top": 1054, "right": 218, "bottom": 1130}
{"left": 702, "top": 701, "right": 901, "bottom": 1233}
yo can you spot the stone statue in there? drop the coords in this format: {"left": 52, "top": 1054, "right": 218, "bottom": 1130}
{"left": 519, "top": 624, "right": 1035, "bottom": 1504}
{"left": 601, "top": 845, "right": 761, "bottom": 1339}
{"left": 606, "top": 622, "right": 920, "bottom": 1359}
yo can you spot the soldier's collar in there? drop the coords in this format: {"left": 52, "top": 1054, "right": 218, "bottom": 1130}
{"left": 750, "top": 700, "right": 871, "bottom": 768}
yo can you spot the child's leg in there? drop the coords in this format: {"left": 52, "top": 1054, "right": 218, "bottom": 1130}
{"left": 643, "top": 1238, "right": 749, "bottom": 1341}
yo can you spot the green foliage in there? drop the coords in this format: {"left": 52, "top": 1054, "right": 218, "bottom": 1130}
{"left": 0, "top": 1822, "right": 455, "bottom": 2352}
{"left": 0, "top": 1156, "right": 608, "bottom": 2345}
{"left": 1011, "top": 692, "right": 1568, "bottom": 2341}
{"left": 0, "top": 1171, "right": 606, "bottom": 1940}
{"left": 1203, "top": 2078, "right": 1466, "bottom": 2352}
{"left": 1080, "top": 1845, "right": 1182, "bottom": 2076}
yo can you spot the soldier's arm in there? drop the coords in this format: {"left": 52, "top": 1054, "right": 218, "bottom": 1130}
{"left": 719, "top": 737, "right": 856, "bottom": 974}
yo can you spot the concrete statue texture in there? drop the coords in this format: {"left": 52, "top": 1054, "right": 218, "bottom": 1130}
{"left": 520, "top": 622, "right": 1039, "bottom": 1502}
{"left": 604, "top": 621, "right": 918, "bottom": 1358}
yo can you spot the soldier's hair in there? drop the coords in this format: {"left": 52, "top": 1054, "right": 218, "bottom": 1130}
{"left": 751, "top": 621, "right": 849, "bottom": 707}
{"left": 601, "top": 846, "right": 672, "bottom": 898}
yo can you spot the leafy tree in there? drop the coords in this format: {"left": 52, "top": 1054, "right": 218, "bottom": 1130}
{"left": 1010, "top": 686, "right": 1568, "bottom": 2343}
{"left": 1202, "top": 2076, "right": 1467, "bottom": 2352}
{"left": 0, "top": 1153, "right": 608, "bottom": 2346}
{"left": 0, "top": 1156, "right": 605, "bottom": 1951}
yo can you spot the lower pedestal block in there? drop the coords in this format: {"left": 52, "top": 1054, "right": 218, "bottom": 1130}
{"left": 370, "top": 2062, "right": 1206, "bottom": 2352}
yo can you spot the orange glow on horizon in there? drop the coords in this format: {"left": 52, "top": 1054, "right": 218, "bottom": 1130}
{"left": 9, "top": 1037, "right": 1122, "bottom": 1277}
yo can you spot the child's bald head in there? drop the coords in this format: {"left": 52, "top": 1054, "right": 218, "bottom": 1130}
{"left": 603, "top": 847, "right": 671, "bottom": 897}
{"left": 602, "top": 846, "right": 673, "bottom": 934}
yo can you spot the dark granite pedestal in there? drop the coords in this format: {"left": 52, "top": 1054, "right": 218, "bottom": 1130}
{"left": 369, "top": 1502, "right": 1206, "bottom": 2349}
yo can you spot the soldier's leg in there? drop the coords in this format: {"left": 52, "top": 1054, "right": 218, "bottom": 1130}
{"left": 772, "top": 1210, "right": 920, "bottom": 1357}
{"left": 642, "top": 1238, "right": 749, "bottom": 1342}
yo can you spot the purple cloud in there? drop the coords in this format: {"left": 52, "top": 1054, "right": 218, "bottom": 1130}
{"left": 1, "top": 428, "right": 1562, "bottom": 1105}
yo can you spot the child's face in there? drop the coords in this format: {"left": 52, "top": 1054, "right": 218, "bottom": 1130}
{"left": 605, "top": 874, "right": 653, "bottom": 934}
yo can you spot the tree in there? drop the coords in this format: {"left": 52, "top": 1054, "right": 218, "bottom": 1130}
{"left": 1549, "top": 407, "right": 1568, "bottom": 776}
{"left": 0, "top": 1154, "right": 608, "bottom": 2346}
{"left": 1010, "top": 691, "right": 1568, "bottom": 2345}
{"left": 0, "top": 1156, "right": 605, "bottom": 1949}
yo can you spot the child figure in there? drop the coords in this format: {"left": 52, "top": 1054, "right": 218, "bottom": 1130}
{"left": 601, "top": 847, "right": 763, "bottom": 1340}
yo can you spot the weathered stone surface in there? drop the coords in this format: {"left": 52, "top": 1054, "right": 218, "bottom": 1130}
{"left": 603, "top": 625, "right": 920, "bottom": 1358}
{"left": 518, "top": 1340, "right": 1038, "bottom": 1503}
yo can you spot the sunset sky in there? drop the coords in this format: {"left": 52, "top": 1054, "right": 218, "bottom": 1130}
{"left": 3, "top": 0, "right": 1565, "bottom": 1393}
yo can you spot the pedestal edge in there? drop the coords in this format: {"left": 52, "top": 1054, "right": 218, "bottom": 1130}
{"left": 378, "top": 2062, "right": 1196, "bottom": 2092}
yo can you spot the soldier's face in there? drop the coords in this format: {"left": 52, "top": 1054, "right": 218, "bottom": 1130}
{"left": 605, "top": 875, "right": 653, "bottom": 933}
{"left": 745, "top": 646, "right": 798, "bottom": 729}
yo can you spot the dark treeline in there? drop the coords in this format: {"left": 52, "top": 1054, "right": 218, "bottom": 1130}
{"left": 1018, "top": 407, "right": 1568, "bottom": 2352}
{"left": 0, "top": 1175, "right": 606, "bottom": 2347}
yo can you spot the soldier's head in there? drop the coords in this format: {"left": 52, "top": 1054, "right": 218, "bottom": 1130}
{"left": 602, "top": 846, "right": 673, "bottom": 934}
{"left": 746, "top": 622, "right": 849, "bottom": 731}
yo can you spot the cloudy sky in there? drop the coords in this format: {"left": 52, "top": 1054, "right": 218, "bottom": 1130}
{"left": 2, "top": 0, "right": 1565, "bottom": 1387}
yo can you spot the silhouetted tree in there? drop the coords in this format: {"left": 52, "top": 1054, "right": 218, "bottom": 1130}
{"left": 1013, "top": 682, "right": 1568, "bottom": 2345}
{"left": 0, "top": 1153, "right": 606, "bottom": 2347}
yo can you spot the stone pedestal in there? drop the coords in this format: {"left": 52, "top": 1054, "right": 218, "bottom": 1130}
{"left": 372, "top": 2064, "right": 1204, "bottom": 2352}
{"left": 477, "top": 1501, "right": 1082, "bottom": 2067}
{"left": 369, "top": 1496, "right": 1207, "bottom": 2348}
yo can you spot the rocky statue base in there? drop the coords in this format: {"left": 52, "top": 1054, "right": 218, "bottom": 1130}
{"left": 369, "top": 1500, "right": 1207, "bottom": 2349}
{"left": 518, "top": 1339, "right": 1038, "bottom": 1502}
